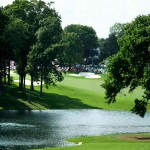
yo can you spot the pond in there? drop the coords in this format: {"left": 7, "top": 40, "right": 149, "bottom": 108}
{"left": 0, "top": 109, "right": 150, "bottom": 149}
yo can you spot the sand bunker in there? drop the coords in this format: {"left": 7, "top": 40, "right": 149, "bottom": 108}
{"left": 79, "top": 72, "right": 95, "bottom": 76}
{"left": 10, "top": 72, "right": 16, "bottom": 75}
{"left": 69, "top": 72, "right": 101, "bottom": 79}
{"left": 85, "top": 75, "right": 101, "bottom": 78}
{"left": 69, "top": 74, "right": 82, "bottom": 77}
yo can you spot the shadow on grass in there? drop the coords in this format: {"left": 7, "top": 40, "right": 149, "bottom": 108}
{"left": 32, "top": 91, "right": 100, "bottom": 109}
{"left": 0, "top": 84, "right": 101, "bottom": 110}
{"left": 0, "top": 85, "right": 30, "bottom": 110}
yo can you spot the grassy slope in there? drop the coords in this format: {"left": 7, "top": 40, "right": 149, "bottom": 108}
{"left": 54, "top": 74, "right": 144, "bottom": 111}
{"left": 0, "top": 72, "right": 149, "bottom": 111}
{"left": 34, "top": 133, "right": 150, "bottom": 150}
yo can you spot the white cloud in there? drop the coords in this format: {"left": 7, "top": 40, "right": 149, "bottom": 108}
{"left": 1, "top": 0, "right": 150, "bottom": 38}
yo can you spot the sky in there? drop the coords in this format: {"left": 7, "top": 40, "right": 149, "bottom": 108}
{"left": 1, "top": 0, "right": 150, "bottom": 38}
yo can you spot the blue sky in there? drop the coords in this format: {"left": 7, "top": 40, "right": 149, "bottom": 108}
{"left": 1, "top": 0, "right": 150, "bottom": 38}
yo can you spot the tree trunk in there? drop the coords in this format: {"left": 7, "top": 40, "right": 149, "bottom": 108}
{"left": 23, "top": 75, "right": 26, "bottom": 94}
{"left": 4, "top": 63, "right": 6, "bottom": 84}
{"left": 40, "top": 71, "right": 43, "bottom": 97}
{"left": 69, "top": 62, "right": 72, "bottom": 71}
{"left": 19, "top": 75, "right": 24, "bottom": 89}
{"left": 31, "top": 75, "right": 34, "bottom": 91}
{"left": 0, "top": 72, "right": 2, "bottom": 96}
{"left": 0, "top": 49, "right": 3, "bottom": 96}
{"left": 28, "top": 85, "right": 32, "bottom": 103}
{"left": 68, "top": 57, "right": 72, "bottom": 71}
{"left": 84, "top": 58, "right": 87, "bottom": 68}
{"left": 8, "top": 60, "right": 10, "bottom": 85}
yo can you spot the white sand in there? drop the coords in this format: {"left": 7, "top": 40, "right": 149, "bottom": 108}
{"left": 68, "top": 74, "right": 82, "bottom": 77}
{"left": 79, "top": 72, "right": 95, "bottom": 76}
{"left": 85, "top": 75, "right": 101, "bottom": 78}
{"left": 10, "top": 72, "right": 16, "bottom": 75}
{"left": 69, "top": 72, "right": 101, "bottom": 79}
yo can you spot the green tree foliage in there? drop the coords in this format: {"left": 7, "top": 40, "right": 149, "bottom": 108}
{"left": 99, "top": 23, "right": 126, "bottom": 62}
{"left": 3, "top": 0, "right": 63, "bottom": 95}
{"left": 102, "top": 14, "right": 150, "bottom": 117}
{"left": 3, "top": 0, "right": 32, "bottom": 90}
{"left": 27, "top": 15, "right": 63, "bottom": 97}
{"left": 5, "top": 18, "right": 30, "bottom": 90}
{"left": 64, "top": 24, "right": 98, "bottom": 60}
{"left": 26, "top": 0, "right": 63, "bottom": 92}
{"left": 99, "top": 33, "right": 119, "bottom": 61}
{"left": 110, "top": 22, "right": 126, "bottom": 38}
{"left": 0, "top": 7, "right": 8, "bottom": 96}
{"left": 61, "top": 32, "right": 83, "bottom": 69}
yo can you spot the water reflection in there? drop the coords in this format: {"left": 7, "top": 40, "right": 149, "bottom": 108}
{"left": 0, "top": 110, "right": 150, "bottom": 149}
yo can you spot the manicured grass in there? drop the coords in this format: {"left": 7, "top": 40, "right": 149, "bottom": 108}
{"left": 53, "top": 74, "right": 145, "bottom": 111}
{"left": 0, "top": 72, "right": 149, "bottom": 111}
{"left": 33, "top": 133, "right": 150, "bottom": 150}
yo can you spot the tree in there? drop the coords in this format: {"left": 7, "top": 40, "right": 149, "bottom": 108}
{"left": 64, "top": 24, "right": 98, "bottom": 61}
{"left": 99, "top": 23, "right": 126, "bottom": 62}
{"left": 99, "top": 33, "right": 119, "bottom": 61}
{"left": 27, "top": 15, "right": 63, "bottom": 97}
{"left": 110, "top": 22, "right": 126, "bottom": 38}
{"left": 5, "top": 18, "right": 30, "bottom": 90}
{"left": 61, "top": 32, "right": 83, "bottom": 70}
{"left": 3, "top": 0, "right": 32, "bottom": 91}
{"left": 1, "top": 0, "right": 64, "bottom": 100}
{"left": 102, "top": 14, "right": 150, "bottom": 117}
{"left": 26, "top": 0, "right": 62, "bottom": 91}
{"left": 0, "top": 7, "right": 8, "bottom": 96}
{"left": 3, "top": 0, "right": 60, "bottom": 92}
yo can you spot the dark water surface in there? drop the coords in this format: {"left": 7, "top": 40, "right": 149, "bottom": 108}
{"left": 0, "top": 110, "right": 150, "bottom": 149}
